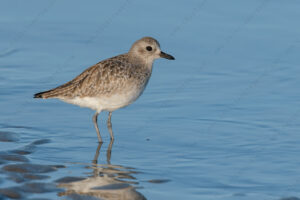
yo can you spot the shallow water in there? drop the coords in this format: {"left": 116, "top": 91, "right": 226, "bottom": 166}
{"left": 1, "top": 0, "right": 300, "bottom": 199}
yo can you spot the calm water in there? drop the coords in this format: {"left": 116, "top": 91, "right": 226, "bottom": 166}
{"left": 1, "top": 0, "right": 300, "bottom": 199}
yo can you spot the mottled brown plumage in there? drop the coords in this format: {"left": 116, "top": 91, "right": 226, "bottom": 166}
{"left": 35, "top": 54, "right": 147, "bottom": 98}
{"left": 34, "top": 37, "right": 175, "bottom": 142}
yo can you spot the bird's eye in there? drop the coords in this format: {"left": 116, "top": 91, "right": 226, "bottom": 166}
{"left": 146, "top": 46, "right": 152, "bottom": 51}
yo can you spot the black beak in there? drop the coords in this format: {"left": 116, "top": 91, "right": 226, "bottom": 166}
{"left": 160, "top": 51, "right": 175, "bottom": 60}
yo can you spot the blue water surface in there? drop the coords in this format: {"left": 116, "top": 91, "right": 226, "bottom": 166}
{"left": 1, "top": 0, "right": 300, "bottom": 199}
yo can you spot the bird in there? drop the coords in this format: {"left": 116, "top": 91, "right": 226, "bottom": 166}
{"left": 34, "top": 37, "right": 175, "bottom": 143}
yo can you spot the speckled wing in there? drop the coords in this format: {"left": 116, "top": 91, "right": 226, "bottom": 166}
{"left": 34, "top": 54, "right": 132, "bottom": 99}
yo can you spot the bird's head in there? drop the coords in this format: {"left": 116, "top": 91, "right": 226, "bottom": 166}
{"left": 129, "top": 37, "right": 175, "bottom": 66}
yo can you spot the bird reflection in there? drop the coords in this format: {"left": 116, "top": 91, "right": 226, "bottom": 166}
{"left": 57, "top": 140, "right": 146, "bottom": 200}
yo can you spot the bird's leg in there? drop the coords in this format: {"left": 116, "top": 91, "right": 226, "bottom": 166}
{"left": 107, "top": 112, "right": 114, "bottom": 140}
{"left": 106, "top": 139, "right": 114, "bottom": 164}
{"left": 92, "top": 142, "right": 102, "bottom": 165}
{"left": 93, "top": 112, "right": 103, "bottom": 143}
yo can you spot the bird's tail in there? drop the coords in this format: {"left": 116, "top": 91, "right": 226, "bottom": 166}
{"left": 34, "top": 66, "right": 92, "bottom": 99}
{"left": 34, "top": 92, "right": 44, "bottom": 98}
{"left": 34, "top": 89, "right": 61, "bottom": 99}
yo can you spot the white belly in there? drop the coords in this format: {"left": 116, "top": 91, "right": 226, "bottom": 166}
{"left": 63, "top": 85, "right": 145, "bottom": 112}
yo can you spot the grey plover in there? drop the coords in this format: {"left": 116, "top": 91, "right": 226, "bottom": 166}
{"left": 34, "top": 37, "right": 175, "bottom": 142}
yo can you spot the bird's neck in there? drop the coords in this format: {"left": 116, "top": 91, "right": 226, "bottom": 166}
{"left": 128, "top": 53, "right": 154, "bottom": 71}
